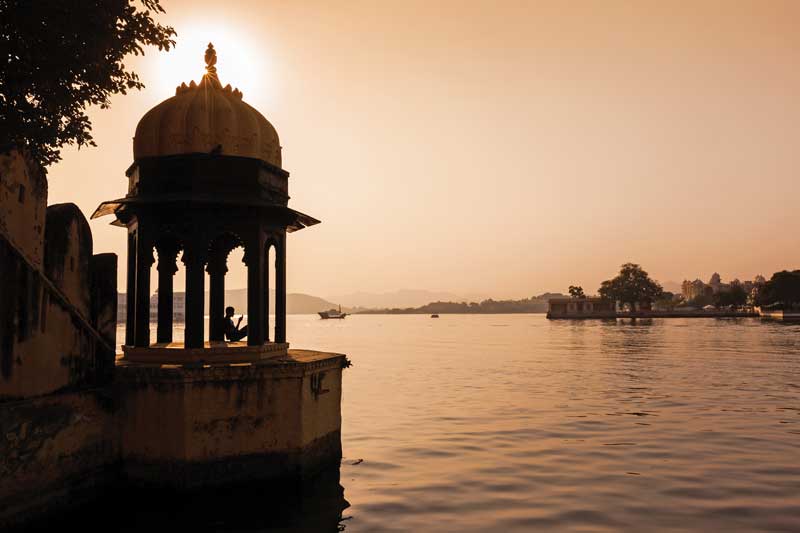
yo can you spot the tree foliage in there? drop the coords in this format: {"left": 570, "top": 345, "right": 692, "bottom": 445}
{"left": 713, "top": 282, "right": 747, "bottom": 308}
{"left": 568, "top": 285, "right": 585, "bottom": 298}
{"left": 687, "top": 293, "right": 712, "bottom": 308}
{"left": 654, "top": 291, "right": 677, "bottom": 310}
{"left": 598, "top": 263, "right": 663, "bottom": 310}
{"left": 757, "top": 270, "right": 800, "bottom": 308}
{"left": 0, "top": 0, "right": 176, "bottom": 166}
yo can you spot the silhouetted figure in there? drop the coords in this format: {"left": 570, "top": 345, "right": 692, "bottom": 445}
{"left": 224, "top": 306, "right": 248, "bottom": 342}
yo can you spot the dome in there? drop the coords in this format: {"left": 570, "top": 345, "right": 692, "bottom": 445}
{"left": 133, "top": 43, "right": 281, "bottom": 167}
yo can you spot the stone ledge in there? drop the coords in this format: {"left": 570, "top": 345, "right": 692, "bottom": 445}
{"left": 115, "top": 348, "right": 347, "bottom": 383}
{"left": 121, "top": 341, "right": 289, "bottom": 364}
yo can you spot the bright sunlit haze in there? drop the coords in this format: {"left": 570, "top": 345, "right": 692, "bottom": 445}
{"left": 46, "top": 0, "right": 800, "bottom": 302}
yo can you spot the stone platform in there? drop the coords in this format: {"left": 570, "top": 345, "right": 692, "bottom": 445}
{"left": 116, "top": 348, "right": 347, "bottom": 488}
{"left": 121, "top": 340, "right": 289, "bottom": 364}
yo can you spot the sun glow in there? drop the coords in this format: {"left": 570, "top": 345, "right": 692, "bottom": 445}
{"left": 148, "top": 21, "right": 272, "bottom": 104}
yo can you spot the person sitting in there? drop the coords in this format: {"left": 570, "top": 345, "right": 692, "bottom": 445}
{"left": 224, "top": 306, "right": 248, "bottom": 342}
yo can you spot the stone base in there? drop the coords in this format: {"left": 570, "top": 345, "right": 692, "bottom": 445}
{"left": 20, "top": 463, "right": 350, "bottom": 532}
{"left": 0, "top": 390, "right": 119, "bottom": 528}
{"left": 116, "top": 348, "right": 346, "bottom": 489}
{"left": 123, "top": 430, "right": 342, "bottom": 489}
{"left": 0, "top": 348, "right": 347, "bottom": 526}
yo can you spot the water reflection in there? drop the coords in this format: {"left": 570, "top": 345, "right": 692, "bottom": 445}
{"left": 30, "top": 467, "right": 350, "bottom": 532}
{"left": 100, "top": 316, "right": 800, "bottom": 531}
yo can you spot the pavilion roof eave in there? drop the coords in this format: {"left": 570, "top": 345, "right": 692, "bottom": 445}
{"left": 91, "top": 200, "right": 122, "bottom": 220}
{"left": 126, "top": 154, "right": 291, "bottom": 179}
{"left": 91, "top": 196, "right": 321, "bottom": 232}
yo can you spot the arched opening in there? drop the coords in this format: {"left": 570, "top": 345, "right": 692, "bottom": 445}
{"left": 267, "top": 241, "right": 276, "bottom": 342}
{"left": 124, "top": 231, "right": 135, "bottom": 346}
{"left": 128, "top": 227, "right": 157, "bottom": 348}
{"left": 172, "top": 252, "right": 185, "bottom": 342}
{"left": 207, "top": 232, "right": 244, "bottom": 345}
{"left": 218, "top": 245, "right": 247, "bottom": 342}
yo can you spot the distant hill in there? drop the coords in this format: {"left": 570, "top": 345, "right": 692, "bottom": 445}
{"left": 286, "top": 293, "right": 343, "bottom": 314}
{"left": 118, "top": 290, "right": 343, "bottom": 321}
{"left": 222, "top": 289, "right": 343, "bottom": 314}
{"left": 357, "top": 293, "right": 567, "bottom": 315}
{"left": 331, "top": 289, "right": 486, "bottom": 309}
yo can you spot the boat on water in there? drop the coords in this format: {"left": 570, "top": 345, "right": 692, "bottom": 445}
{"left": 319, "top": 305, "right": 347, "bottom": 319}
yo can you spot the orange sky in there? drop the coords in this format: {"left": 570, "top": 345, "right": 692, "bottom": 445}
{"left": 47, "top": 0, "right": 800, "bottom": 300}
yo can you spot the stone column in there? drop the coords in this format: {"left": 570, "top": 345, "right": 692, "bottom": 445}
{"left": 275, "top": 233, "right": 287, "bottom": 343}
{"left": 156, "top": 242, "right": 179, "bottom": 344}
{"left": 134, "top": 227, "right": 154, "bottom": 348}
{"left": 183, "top": 243, "right": 207, "bottom": 349}
{"left": 207, "top": 253, "right": 228, "bottom": 342}
{"left": 125, "top": 230, "right": 136, "bottom": 346}
{"left": 244, "top": 235, "right": 265, "bottom": 346}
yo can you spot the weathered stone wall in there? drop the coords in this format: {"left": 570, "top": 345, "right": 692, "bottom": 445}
{"left": 0, "top": 145, "right": 47, "bottom": 269}
{"left": 0, "top": 229, "right": 118, "bottom": 399}
{"left": 44, "top": 203, "right": 94, "bottom": 318}
{"left": 0, "top": 250, "right": 92, "bottom": 397}
{"left": 301, "top": 356, "right": 343, "bottom": 461}
{"left": 0, "top": 390, "right": 119, "bottom": 526}
{"left": 0, "top": 146, "right": 120, "bottom": 526}
{"left": 0, "top": 160, "right": 118, "bottom": 399}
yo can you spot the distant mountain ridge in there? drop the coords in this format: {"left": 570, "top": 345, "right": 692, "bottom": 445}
{"left": 117, "top": 290, "right": 343, "bottom": 321}
{"left": 357, "top": 293, "right": 567, "bottom": 315}
{"left": 221, "top": 289, "right": 343, "bottom": 315}
{"left": 331, "top": 289, "right": 487, "bottom": 309}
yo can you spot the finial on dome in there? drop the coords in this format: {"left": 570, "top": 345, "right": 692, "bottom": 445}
{"left": 205, "top": 43, "right": 217, "bottom": 75}
{"left": 200, "top": 42, "right": 223, "bottom": 89}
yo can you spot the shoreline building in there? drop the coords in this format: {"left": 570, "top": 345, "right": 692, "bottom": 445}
{"left": 681, "top": 273, "right": 766, "bottom": 303}
{"left": 546, "top": 297, "right": 617, "bottom": 318}
{"left": 681, "top": 279, "right": 710, "bottom": 302}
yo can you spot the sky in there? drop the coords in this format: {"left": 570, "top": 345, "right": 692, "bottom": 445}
{"left": 47, "top": 0, "right": 800, "bottom": 300}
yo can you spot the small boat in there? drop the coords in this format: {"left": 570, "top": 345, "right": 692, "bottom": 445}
{"left": 431, "top": 314, "right": 439, "bottom": 318}
{"left": 319, "top": 305, "right": 347, "bottom": 319}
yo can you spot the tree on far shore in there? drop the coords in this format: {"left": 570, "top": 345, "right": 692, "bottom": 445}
{"left": 655, "top": 291, "right": 677, "bottom": 310}
{"left": 687, "top": 293, "right": 712, "bottom": 308}
{"left": 756, "top": 270, "right": 800, "bottom": 308}
{"left": 0, "top": 0, "right": 176, "bottom": 166}
{"left": 568, "top": 285, "right": 585, "bottom": 298}
{"left": 598, "top": 263, "right": 663, "bottom": 311}
{"left": 713, "top": 282, "right": 747, "bottom": 308}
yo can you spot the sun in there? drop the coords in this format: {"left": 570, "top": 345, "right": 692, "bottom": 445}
{"left": 148, "top": 21, "right": 271, "bottom": 103}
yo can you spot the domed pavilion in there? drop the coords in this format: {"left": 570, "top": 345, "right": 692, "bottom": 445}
{"left": 88, "top": 45, "right": 345, "bottom": 489}
{"left": 93, "top": 43, "right": 319, "bottom": 359}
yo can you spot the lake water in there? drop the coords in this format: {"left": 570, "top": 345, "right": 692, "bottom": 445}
{"left": 110, "top": 315, "right": 800, "bottom": 531}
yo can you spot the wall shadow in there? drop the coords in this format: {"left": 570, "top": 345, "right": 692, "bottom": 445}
{"left": 19, "top": 466, "right": 350, "bottom": 532}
